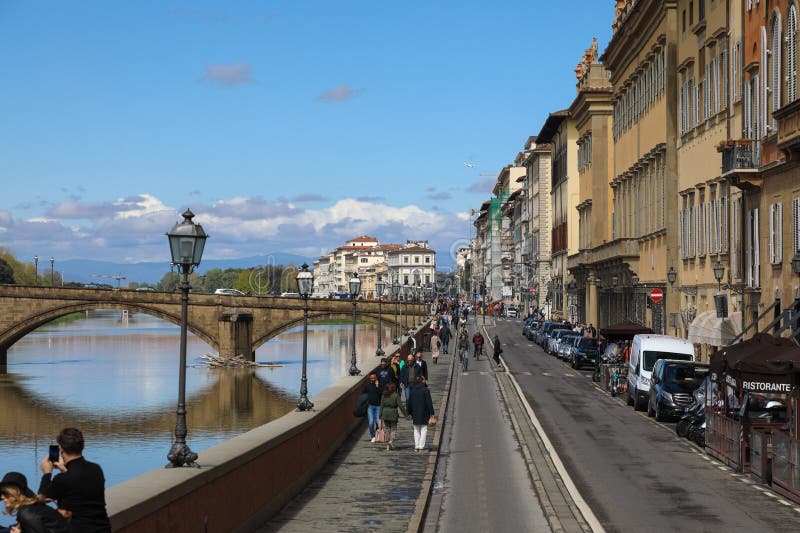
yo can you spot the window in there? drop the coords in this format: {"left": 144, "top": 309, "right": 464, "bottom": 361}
{"left": 769, "top": 202, "right": 783, "bottom": 264}
{"left": 789, "top": 4, "right": 798, "bottom": 103}
{"left": 690, "top": 2, "right": 694, "bottom": 26}
{"left": 403, "top": 256, "right": 409, "bottom": 264}
{"left": 414, "top": 256, "right": 420, "bottom": 263}
{"left": 404, "top": 275, "right": 409, "bottom": 285}
{"left": 699, "top": 0, "right": 705, "bottom": 22}
{"left": 731, "top": 42, "right": 738, "bottom": 104}
{"left": 425, "top": 275, "right": 430, "bottom": 284}
{"left": 771, "top": 14, "right": 783, "bottom": 128}
{"left": 761, "top": 26, "right": 769, "bottom": 133}
{"left": 360, "top": 257, "right": 368, "bottom": 263}
{"left": 425, "top": 256, "right": 430, "bottom": 264}
{"left": 793, "top": 197, "right": 800, "bottom": 254}
{"left": 747, "top": 208, "right": 760, "bottom": 287}
{"left": 683, "top": 10, "right": 687, "bottom": 33}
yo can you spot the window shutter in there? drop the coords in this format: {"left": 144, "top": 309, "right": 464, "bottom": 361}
{"left": 789, "top": 6, "right": 798, "bottom": 102}
{"left": 732, "top": 199, "right": 739, "bottom": 278}
{"left": 772, "top": 15, "right": 782, "bottom": 126}
{"left": 794, "top": 197, "right": 800, "bottom": 253}
{"left": 754, "top": 75, "right": 761, "bottom": 139}
{"left": 776, "top": 201, "right": 783, "bottom": 262}
{"left": 745, "top": 78, "right": 752, "bottom": 137}
{"left": 679, "top": 207, "right": 685, "bottom": 258}
{"left": 769, "top": 203, "right": 776, "bottom": 263}
{"left": 705, "top": 63, "right": 712, "bottom": 119}
{"left": 762, "top": 26, "right": 769, "bottom": 132}
{"left": 754, "top": 207, "right": 761, "bottom": 286}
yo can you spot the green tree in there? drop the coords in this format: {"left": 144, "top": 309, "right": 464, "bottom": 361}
{"left": 0, "top": 258, "right": 15, "bottom": 284}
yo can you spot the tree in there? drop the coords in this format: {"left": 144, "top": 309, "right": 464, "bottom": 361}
{"left": 0, "top": 258, "right": 15, "bottom": 284}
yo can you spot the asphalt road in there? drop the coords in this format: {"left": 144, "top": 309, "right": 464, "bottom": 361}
{"left": 433, "top": 341, "right": 550, "bottom": 533}
{"left": 491, "top": 318, "right": 800, "bottom": 533}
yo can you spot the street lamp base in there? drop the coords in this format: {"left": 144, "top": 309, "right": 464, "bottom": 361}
{"left": 349, "top": 364, "right": 361, "bottom": 376}
{"left": 166, "top": 442, "right": 199, "bottom": 468}
{"left": 392, "top": 337, "right": 399, "bottom": 345}
{"left": 375, "top": 348, "right": 385, "bottom": 356}
{"left": 297, "top": 397, "right": 315, "bottom": 411}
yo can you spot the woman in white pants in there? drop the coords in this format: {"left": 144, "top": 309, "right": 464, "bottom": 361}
{"left": 407, "top": 375, "right": 435, "bottom": 451}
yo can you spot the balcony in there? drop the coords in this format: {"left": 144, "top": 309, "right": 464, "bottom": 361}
{"left": 776, "top": 99, "right": 800, "bottom": 159}
{"left": 720, "top": 140, "right": 762, "bottom": 191}
{"left": 567, "top": 238, "right": 639, "bottom": 271}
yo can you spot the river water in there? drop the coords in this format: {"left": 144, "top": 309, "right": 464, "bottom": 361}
{"left": 0, "top": 310, "right": 395, "bottom": 526}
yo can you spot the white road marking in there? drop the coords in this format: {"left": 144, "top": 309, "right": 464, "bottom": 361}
{"left": 542, "top": 372, "right": 552, "bottom": 376}
{"left": 564, "top": 373, "right": 575, "bottom": 377}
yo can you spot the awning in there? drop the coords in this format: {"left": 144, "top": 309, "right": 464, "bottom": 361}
{"left": 688, "top": 310, "right": 742, "bottom": 347}
{"left": 709, "top": 333, "right": 800, "bottom": 391}
{"left": 598, "top": 319, "right": 652, "bottom": 339}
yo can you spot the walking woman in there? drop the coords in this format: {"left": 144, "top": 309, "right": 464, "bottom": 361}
{"left": 430, "top": 332, "right": 441, "bottom": 364}
{"left": 492, "top": 333, "right": 503, "bottom": 369}
{"left": 407, "top": 375, "right": 435, "bottom": 451}
{"left": 457, "top": 331, "right": 470, "bottom": 372}
{"left": 379, "top": 383, "right": 407, "bottom": 450}
{"left": 0, "top": 472, "right": 68, "bottom": 533}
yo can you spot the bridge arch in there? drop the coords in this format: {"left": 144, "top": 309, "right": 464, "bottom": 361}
{"left": 0, "top": 303, "right": 219, "bottom": 356}
{"left": 251, "top": 311, "right": 408, "bottom": 352}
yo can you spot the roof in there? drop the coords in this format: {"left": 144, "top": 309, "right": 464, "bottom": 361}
{"left": 375, "top": 244, "right": 403, "bottom": 252}
{"left": 347, "top": 235, "right": 378, "bottom": 243}
{"left": 388, "top": 246, "right": 435, "bottom": 254}
{"left": 536, "top": 109, "right": 570, "bottom": 143}
{"left": 598, "top": 319, "right": 653, "bottom": 339}
{"left": 709, "top": 333, "right": 800, "bottom": 386}
{"left": 524, "top": 135, "right": 538, "bottom": 150}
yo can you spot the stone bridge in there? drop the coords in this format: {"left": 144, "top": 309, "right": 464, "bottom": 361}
{"left": 0, "top": 286, "right": 429, "bottom": 363}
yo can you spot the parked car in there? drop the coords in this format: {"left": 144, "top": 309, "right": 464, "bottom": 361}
{"left": 505, "top": 306, "right": 518, "bottom": 318}
{"left": 548, "top": 328, "right": 575, "bottom": 356}
{"left": 627, "top": 334, "right": 694, "bottom": 411}
{"left": 537, "top": 321, "right": 571, "bottom": 347}
{"left": 214, "top": 288, "right": 245, "bottom": 296}
{"left": 570, "top": 337, "right": 600, "bottom": 369}
{"left": 280, "top": 292, "right": 301, "bottom": 298}
{"left": 557, "top": 334, "right": 581, "bottom": 360}
{"left": 522, "top": 318, "right": 539, "bottom": 339}
{"left": 648, "top": 359, "right": 710, "bottom": 421}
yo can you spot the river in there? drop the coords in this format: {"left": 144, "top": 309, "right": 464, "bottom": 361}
{"left": 0, "top": 310, "right": 395, "bottom": 526}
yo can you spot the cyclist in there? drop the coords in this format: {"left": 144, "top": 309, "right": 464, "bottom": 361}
{"left": 472, "top": 331, "right": 485, "bottom": 359}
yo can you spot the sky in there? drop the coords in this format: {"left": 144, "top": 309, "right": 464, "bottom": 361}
{"left": 0, "top": 0, "right": 614, "bottom": 269}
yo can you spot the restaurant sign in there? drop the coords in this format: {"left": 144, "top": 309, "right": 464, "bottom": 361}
{"left": 726, "top": 373, "right": 794, "bottom": 393}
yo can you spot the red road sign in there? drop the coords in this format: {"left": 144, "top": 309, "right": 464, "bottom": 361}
{"left": 649, "top": 288, "right": 664, "bottom": 303}
{"left": 529, "top": 287, "right": 536, "bottom": 293}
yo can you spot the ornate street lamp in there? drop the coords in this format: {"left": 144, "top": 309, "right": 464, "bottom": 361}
{"left": 375, "top": 276, "right": 386, "bottom": 356}
{"left": 348, "top": 272, "right": 361, "bottom": 376}
{"left": 391, "top": 277, "right": 401, "bottom": 344}
{"left": 296, "top": 263, "right": 314, "bottom": 411}
{"left": 33, "top": 256, "right": 39, "bottom": 286}
{"left": 165, "top": 208, "right": 207, "bottom": 468}
{"left": 712, "top": 261, "right": 725, "bottom": 292}
{"left": 49, "top": 257, "right": 55, "bottom": 285}
{"left": 667, "top": 266, "right": 678, "bottom": 285}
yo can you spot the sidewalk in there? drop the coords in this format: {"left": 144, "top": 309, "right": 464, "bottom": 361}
{"left": 258, "top": 347, "right": 454, "bottom": 532}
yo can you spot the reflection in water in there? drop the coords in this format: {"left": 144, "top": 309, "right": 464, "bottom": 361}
{"left": 0, "top": 311, "right": 392, "bottom": 526}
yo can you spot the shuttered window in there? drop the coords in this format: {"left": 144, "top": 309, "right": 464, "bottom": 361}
{"left": 761, "top": 26, "right": 769, "bottom": 133}
{"left": 771, "top": 15, "right": 782, "bottom": 127}
{"left": 788, "top": 4, "right": 798, "bottom": 103}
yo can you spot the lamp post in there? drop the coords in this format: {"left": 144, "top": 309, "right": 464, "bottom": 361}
{"left": 391, "top": 277, "right": 400, "bottom": 344}
{"left": 49, "top": 257, "right": 55, "bottom": 285}
{"left": 713, "top": 261, "right": 725, "bottom": 293}
{"left": 667, "top": 266, "right": 678, "bottom": 336}
{"left": 376, "top": 276, "right": 386, "bottom": 356}
{"left": 296, "top": 263, "right": 314, "bottom": 411}
{"left": 33, "top": 256, "right": 39, "bottom": 286}
{"left": 348, "top": 272, "right": 361, "bottom": 376}
{"left": 165, "top": 208, "right": 207, "bottom": 468}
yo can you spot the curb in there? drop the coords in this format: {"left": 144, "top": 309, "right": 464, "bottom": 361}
{"left": 406, "top": 339, "right": 457, "bottom": 533}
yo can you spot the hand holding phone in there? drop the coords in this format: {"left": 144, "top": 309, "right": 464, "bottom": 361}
{"left": 48, "top": 445, "right": 60, "bottom": 463}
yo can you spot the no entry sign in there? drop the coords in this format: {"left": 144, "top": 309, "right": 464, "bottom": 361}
{"left": 649, "top": 288, "right": 664, "bottom": 303}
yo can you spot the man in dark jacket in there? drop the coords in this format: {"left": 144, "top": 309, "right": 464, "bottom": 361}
{"left": 407, "top": 375, "right": 435, "bottom": 451}
{"left": 398, "top": 354, "right": 417, "bottom": 403}
{"left": 439, "top": 322, "right": 451, "bottom": 355}
{"left": 363, "top": 373, "right": 383, "bottom": 442}
{"left": 376, "top": 358, "right": 397, "bottom": 390}
{"left": 492, "top": 334, "right": 503, "bottom": 369}
{"left": 414, "top": 350, "right": 428, "bottom": 381}
{"left": 38, "top": 428, "right": 111, "bottom": 533}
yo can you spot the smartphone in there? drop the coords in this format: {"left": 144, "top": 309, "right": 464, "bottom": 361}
{"left": 48, "top": 445, "right": 60, "bottom": 463}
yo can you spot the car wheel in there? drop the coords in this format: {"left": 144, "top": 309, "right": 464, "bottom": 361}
{"left": 655, "top": 403, "right": 665, "bottom": 422}
{"left": 633, "top": 389, "right": 644, "bottom": 411}
{"left": 571, "top": 355, "right": 577, "bottom": 369}
{"left": 647, "top": 398, "right": 655, "bottom": 417}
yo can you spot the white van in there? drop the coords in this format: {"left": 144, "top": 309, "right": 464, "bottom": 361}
{"left": 627, "top": 334, "right": 694, "bottom": 411}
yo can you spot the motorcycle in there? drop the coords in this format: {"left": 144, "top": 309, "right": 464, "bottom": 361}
{"left": 676, "top": 400, "right": 704, "bottom": 439}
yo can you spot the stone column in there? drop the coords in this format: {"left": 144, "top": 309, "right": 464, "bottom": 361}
{"left": 586, "top": 275, "right": 599, "bottom": 328}
{"left": 219, "top": 311, "right": 254, "bottom": 360}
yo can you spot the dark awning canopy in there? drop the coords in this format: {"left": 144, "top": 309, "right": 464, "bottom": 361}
{"left": 709, "top": 333, "right": 800, "bottom": 391}
{"left": 599, "top": 320, "right": 653, "bottom": 339}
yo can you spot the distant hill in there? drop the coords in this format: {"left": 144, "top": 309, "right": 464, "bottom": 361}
{"left": 59, "top": 253, "right": 313, "bottom": 285}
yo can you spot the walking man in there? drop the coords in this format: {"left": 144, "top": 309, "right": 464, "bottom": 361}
{"left": 472, "top": 331, "right": 485, "bottom": 359}
{"left": 492, "top": 334, "right": 503, "bottom": 369}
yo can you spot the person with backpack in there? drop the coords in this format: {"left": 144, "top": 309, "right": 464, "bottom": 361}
{"left": 472, "top": 331, "right": 485, "bottom": 359}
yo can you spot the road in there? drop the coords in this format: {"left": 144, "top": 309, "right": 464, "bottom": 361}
{"left": 491, "top": 318, "right": 800, "bottom": 533}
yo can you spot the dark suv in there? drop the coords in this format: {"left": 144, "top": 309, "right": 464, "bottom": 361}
{"left": 647, "top": 360, "right": 709, "bottom": 421}
{"left": 570, "top": 337, "right": 600, "bottom": 369}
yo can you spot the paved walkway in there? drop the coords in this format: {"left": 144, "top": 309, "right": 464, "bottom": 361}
{"left": 258, "top": 347, "right": 454, "bottom": 532}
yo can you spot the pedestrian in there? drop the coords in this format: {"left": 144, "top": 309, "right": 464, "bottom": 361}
{"left": 414, "top": 350, "right": 429, "bottom": 381}
{"left": 406, "top": 331, "right": 417, "bottom": 354}
{"left": 376, "top": 358, "right": 396, "bottom": 390}
{"left": 1, "top": 472, "right": 68, "bottom": 533}
{"left": 399, "top": 354, "right": 417, "bottom": 403}
{"left": 472, "top": 331, "right": 485, "bottom": 359}
{"left": 430, "top": 333, "right": 441, "bottom": 364}
{"left": 38, "top": 427, "right": 112, "bottom": 533}
{"left": 363, "top": 373, "right": 382, "bottom": 442}
{"left": 492, "top": 334, "right": 503, "bottom": 369}
{"left": 457, "top": 331, "right": 470, "bottom": 372}
{"left": 407, "top": 375, "right": 435, "bottom": 451}
{"left": 379, "top": 383, "right": 407, "bottom": 450}
{"left": 439, "top": 321, "right": 451, "bottom": 355}
{"left": 390, "top": 354, "right": 401, "bottom": 380}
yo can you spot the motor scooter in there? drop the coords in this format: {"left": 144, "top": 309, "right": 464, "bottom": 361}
{"left": 676, "top": 399, "right": 704, "bottom": 439}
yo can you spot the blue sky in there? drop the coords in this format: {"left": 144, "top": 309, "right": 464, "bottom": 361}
{"left": 0, "top": 1, "right": 613, "bottom": 267}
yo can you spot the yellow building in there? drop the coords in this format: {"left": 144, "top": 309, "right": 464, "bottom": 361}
{"left": 600, "top": 0, "right": 678, "bottom": 333}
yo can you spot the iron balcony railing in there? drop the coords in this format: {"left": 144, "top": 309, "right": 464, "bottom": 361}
{"left": 721, "top": 140, "right": 758, "bottom": 175}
